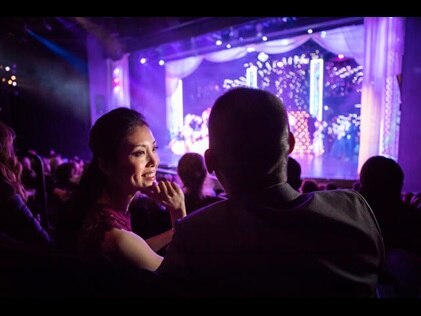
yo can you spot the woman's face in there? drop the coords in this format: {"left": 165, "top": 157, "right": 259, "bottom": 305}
{"left": 110, "top": 125, "right": 160, "bottom": 195}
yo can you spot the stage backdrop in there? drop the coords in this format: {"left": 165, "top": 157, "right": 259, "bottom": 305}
{"left": 88, "top": 17, "right": 405, "bottom": 182}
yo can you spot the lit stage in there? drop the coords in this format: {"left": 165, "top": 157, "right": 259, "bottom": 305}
{"left": 158, "top": 147, "right": 358, "bottom": 181}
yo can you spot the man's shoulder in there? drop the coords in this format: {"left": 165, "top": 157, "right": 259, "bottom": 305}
{"left": 312, "top": 189, "right": 369, "bottom": 206}
{"left": 180, "top": 199, "right": 229, "bottom": 225}
{"left": 311, "top": 189, "right": 380, "bottom": 232}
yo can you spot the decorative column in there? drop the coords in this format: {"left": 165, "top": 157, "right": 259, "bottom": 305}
{"left": 358, "top": 17, "right": 405, "bottom": 173}
{"left": 109, "top": 53, "right": 131, "bottom": 109}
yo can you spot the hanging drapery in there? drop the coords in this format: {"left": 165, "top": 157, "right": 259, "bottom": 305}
{"left": 165, "top": 24, "right": 366, "bottom": 138}
{"left": 358, "top": 17, "right": 405, "bottom": 173}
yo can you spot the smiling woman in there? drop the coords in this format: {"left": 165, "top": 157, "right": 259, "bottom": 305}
{"left": 70, "top": 107, "right": 186, "bottom": 271}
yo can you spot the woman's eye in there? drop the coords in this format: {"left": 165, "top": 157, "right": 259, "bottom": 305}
{"left": 131, "top": 151, "right": 145, "bottom": 157}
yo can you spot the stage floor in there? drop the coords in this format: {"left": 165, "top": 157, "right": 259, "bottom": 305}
{"left": 158, "top": 148, "right": 359, "bottom": 181}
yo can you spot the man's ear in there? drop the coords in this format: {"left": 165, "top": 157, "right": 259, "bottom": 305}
{"left": 204, "top": 149, "right": 216, "bottom": 174}
{"left": 288, "top": 132, "right": 295, "bottom": 154}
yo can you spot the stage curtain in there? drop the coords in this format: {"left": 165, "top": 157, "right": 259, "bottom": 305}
{"left": 166, "top": 56, "right": 204, "bottom": 80}
{"left": 312, "top": 24, "right": 364, "bottom": 66}
{"left": 165, "top": 25, "right": 365, "bottom": 86}
{"left": 253, "top": 35, "right": 311, "bottom": 55}
{"left": 358, "top": 17, "right": 405, "bottom": 173}
{"left": 205, "top": 47, "right": 248, "bottom": 63}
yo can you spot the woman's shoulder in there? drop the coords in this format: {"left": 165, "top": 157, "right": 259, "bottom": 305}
{"left": 91, "top": 204, "right": 131, "bottom": 231}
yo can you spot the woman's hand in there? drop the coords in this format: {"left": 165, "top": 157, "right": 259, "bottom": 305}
{"left": 143, "top": 180, "right": 187, "bottom": 227}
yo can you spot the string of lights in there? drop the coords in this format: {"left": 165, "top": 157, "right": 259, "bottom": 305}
{"left": 0, "top": 63, "right": 18, "bottom": 95}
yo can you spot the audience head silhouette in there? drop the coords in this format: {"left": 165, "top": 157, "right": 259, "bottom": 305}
{"left": 360, "top": 155, "right": 403, "bottom": 200}
{"left": 301, "top": 179, "right": 319, "bottom": 193}
{"left": 205, "top": 87, "right": 295, "bottom": 195}
{"left": 326, "top": 183, "right": 338, "bottom": 191}
{"left": 177, "top": 152, "right": 207, "bottom": 194}
{"left": 286, "top": 156, "right": 301, "bottom": 191}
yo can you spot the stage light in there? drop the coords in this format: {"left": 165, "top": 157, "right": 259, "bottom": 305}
{"left": 258, "top": 52, "right": 269, "bottom": 63}
{"left": 338, "top": 54, "right": 344, "bottom": 59}
{"left": 321, "top": 31, "right": 327, "bottom": 38}
{"left": 246, "top": 47, "right": 255, "bottom": 53}
{"left": 159, "top": 59, "right": 165, "bottom": 66}
{"left": 140, "top": 58, "right": 147, "bottom": 64}
{"left": 307, "top": 29, "right": 313, "bottom": 34}
{"left": 113, "top": 67, "right": 120, "bottom": 76}
{"left": 215, "top": 40, "right": 222, "bottom": 46}
{"left": 5, "top": 66, "right": 10, "bottom": 72}
{"left": 8, "top": 80, "right": 12, "bottom": 85}
{"left": 12, "top": 82, "right": 17, "bottom": 87}
{"left": 226, "top": 44, "right": 231, "bottom": 49}
{"left": 11, "top": 75, "right": 16, "bottom": 80}
{"left": 262, "top": 36, "right": 268, "bottom": 41}
{"left": 281, "top": 39, "right": 289, "bottom": 45}
{"left": 43, "top": 19, "right": 53, "bottom": 31}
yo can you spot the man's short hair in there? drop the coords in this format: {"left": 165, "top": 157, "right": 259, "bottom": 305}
{"left": 209, "top": 87, "right": 290, "bottom": 178}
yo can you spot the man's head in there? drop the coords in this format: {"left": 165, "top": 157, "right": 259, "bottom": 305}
{"left": 205, "top": 87, "right": 294, "bottom": 194}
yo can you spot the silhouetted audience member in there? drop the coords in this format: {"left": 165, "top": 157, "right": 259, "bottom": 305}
{"left": 72, "top": 108, "right": 186, "bottom": 271}
{"left": 360, "top": 155, "right": 421, "bottom": 253}
{"left": 301, "top": 179, "right": 319, "bottom": 193}
{"left": 20, "top": 155, "right": 37, "bottom": 193}
{"left": 326, "top": 183, "right": 338, "bottom": 190}
{"left": 352, "top": 180, "right": 361, "bottom": 191}
{"left": 177, "top": 152, "right": 223, "bottom": 214}
{"left": 411, "top": 193, "right": 421, "bottom": 209}
{"left": 55, "top": 162, "right": 78, "bottom": 192}
{"left": 359, "top": 155, "right": 421, "bottom": 297}
{"left": 0, "top": 121, "right": 53, "bottom": 247}
{"left": 48, "top": 162, "right": 79, "bottom": 236}
{"left": 402, "top": 192, "right": 414, "bottom": 205}
{"left": 158, "top": 87, "right": 384, "bottom": 298}
{"left": 286, "top": 156, "right": 301, "bottom": 191}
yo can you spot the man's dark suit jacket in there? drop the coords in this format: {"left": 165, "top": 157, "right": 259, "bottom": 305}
{"left": 158, "top": 183, "right": 384, "bottom": 297}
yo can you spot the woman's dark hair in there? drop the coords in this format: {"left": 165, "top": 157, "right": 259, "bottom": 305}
{"left": 0, "top": 121, "right": 26, "bottom": 201}
{"left": 69, "top": 108, "right": 148, "bottom": 224}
